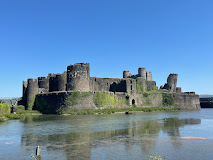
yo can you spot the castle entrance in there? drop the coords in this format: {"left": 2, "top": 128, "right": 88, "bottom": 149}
{"left": 132, "top": 99, "right": 135, "bottom": 105}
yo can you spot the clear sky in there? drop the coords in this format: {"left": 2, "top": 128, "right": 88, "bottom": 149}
{"left": 0, "top": 0, "right": 213, "bottom": 97}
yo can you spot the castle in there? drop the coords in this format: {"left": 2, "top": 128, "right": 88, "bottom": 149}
{"left": 21, "top": 63, "right": 200, "bottom": 113}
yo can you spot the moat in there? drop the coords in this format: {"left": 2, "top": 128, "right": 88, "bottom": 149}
{"left": 1, "top": 109, "right": 213, "bottom": 160}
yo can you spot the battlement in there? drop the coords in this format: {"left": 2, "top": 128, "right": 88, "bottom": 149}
{"left": 38, "top": 77, "right": 46, "bottom": 80}
{"left": 122, "top": 67, "right": 152, "bottom": 81}
{"left": 67, "top": 63, "right": 89, "bottom": 71}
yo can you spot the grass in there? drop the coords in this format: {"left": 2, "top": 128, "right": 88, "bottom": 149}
{"left": 0, "top": 103, "right": 11, "bottom": 114}
{"left": 0, "top": 113, "right": 25, "bottom": 122}
{"left": 62, "top": 106, "right": 179, "bottom": 115}
{"left": 17, "top": 110, "right": 41, "bottom": 114}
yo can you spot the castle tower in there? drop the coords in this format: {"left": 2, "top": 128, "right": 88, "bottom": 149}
{"left": 38, "top": 77, "right": 49, "bottom": 90}
{"left": 55, "top": 74, "right": 66, "bottom": 91}
{"left": 49, "top": 74, "right": 56, "bottom": 92}
{"left": 123, "top": 70, "right": 130, "bottom": 78}
{"left": 146, "top": 71, "right": 152, "bottom": 81}
{"left": 26, "top": 78, "right": 38, "bottom": 110}
{"left": 163, "top": 74, "right": 178, "bottom": 92}
{"left": 138, "top": 67, "right": 146, "bottom": 79}
{"left": 67, "top": 63, "right": 90, "bottom": 92}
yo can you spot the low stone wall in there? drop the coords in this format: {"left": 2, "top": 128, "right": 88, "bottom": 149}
{"left": 34, "top": 90, "right": 200, "bottom": 114}
{"left": 174, "top": 93, "right": 200, "bottom": 110}
{"left": 34, "top": 91, "right": 97, "bottom": 114}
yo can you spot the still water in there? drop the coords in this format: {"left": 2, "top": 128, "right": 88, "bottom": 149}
{"left": 0, "top": 109, "right": 213, "bottom": 160}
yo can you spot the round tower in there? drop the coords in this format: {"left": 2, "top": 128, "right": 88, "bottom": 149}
{"left": 123, "top": 70, "right": 130, "bottom": 78}
{"left": 67, "top": 63, "right": 90, "bottom": 91}
{"left": 49, "top": 75, "right": 56, "bottom": 92}
{"left": 138, "top": 67, "right": 146, "bottom": 79}
{"left": 26, "top": 78, "right": 38, "bottom": 110}
{"left": 146, "top": 71, "right": 152, "bottom": 81}
{"left": 55, "top": 74, "right": 66, "bottom": 91}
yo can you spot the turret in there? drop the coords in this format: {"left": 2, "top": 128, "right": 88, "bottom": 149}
{"left": 138, "top": 67, "right": 146, "bottom": 79}
{"left": 123, "top": 70, "right": 130, "bottom": 78}
{"left": 49, "top": 74, "right": 56, "bottom": 92}
{"left": 67, "top": 63, "right": 90, "bottom": 91}
{"left": 38, "top": 77, "right": 49, "bottom": 90}
{"left": 55, "top": 74, "right": 66, "bottom": 91}
{"left": 146, "top": 71, "right": 152, "bottom": 81}
{"left": 26, "top": 78, "right": 38, "bottom": 110}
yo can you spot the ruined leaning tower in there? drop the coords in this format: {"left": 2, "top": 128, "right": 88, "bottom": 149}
{"left": 163, "top": 74, "right": 178, "bottom": 92}
{"left": 66, "top": 63, "right": 90, "bottom": 92}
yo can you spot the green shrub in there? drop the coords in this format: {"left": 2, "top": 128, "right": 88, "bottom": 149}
{"left": 162, "top": 93, "right": 175, "bottom": 106}
{"left": 0, "top": 103, "right": 11, "bottom": 114}
{"left": 93, "top": 91, "right": 127, "bottom": 108}
{"left": 16, "top": 105, "right": 25, "bottom": 112}
{"left": 143, "top": 92, "right": 149, "bottom": 98}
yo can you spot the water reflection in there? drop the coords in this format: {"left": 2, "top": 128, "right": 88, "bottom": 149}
{"left": 20, "top": 116, "right": 201, "bottom": 160}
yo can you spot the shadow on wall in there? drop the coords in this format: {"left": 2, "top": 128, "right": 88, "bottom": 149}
{"left": 109, "top": 81, "right": 126, "bottom": 92}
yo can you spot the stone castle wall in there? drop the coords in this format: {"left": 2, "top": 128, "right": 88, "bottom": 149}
{"left": 21, "top": 62, "right": 200, "bottom": 111}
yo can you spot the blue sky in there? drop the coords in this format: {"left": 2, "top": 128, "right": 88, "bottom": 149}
{"left": 0, "top": 0, "right": 213, "bottom": 97}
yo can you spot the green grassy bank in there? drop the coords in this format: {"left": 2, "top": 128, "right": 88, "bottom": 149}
{"left": 0, "top": 103, "right": 41, "bottom": 122}
{"left": 62, "top": 106, "right": 179, "bottom": 115}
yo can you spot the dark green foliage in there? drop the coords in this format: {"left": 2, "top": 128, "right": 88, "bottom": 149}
{"left": 0, "top": 103, "right": 11, "bottom": 114}
{"left": 143, "top": 92, "right": 149, "bottom": 98}
{"left": 35, "top": 96, "right": 48, "bottom": 113}
{"left": 162, "top": 93, "right": 175, "bottom": 106}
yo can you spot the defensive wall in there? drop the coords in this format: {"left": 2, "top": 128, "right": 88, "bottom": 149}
{"left": 21, "top": 63, "right": 200, "bottom": 113}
